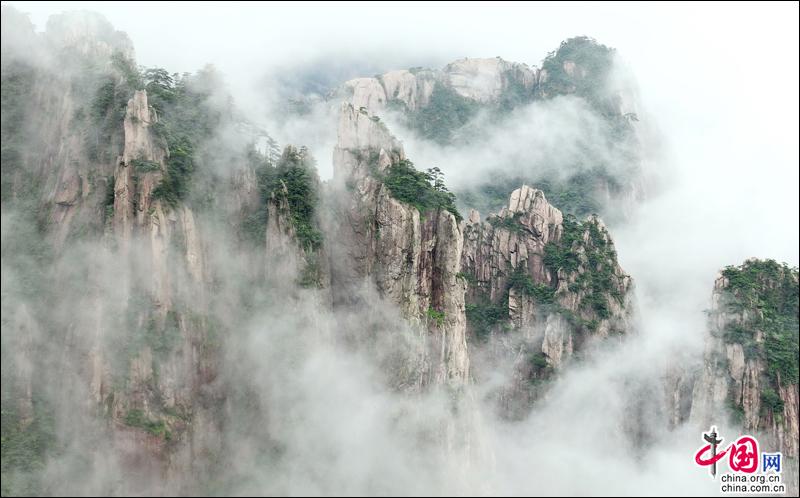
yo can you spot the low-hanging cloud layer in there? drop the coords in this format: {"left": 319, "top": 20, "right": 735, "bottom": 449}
{"left": 2, "top": 1, "right": 798, "bottom": 496}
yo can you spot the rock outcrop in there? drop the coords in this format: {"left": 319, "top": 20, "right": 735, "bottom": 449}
{"left": 0, "top": 13, "right": 680, "bottom": 495}
{"left": 264, "top": 145, "right": 331, "bottom": 293}
{"left": 443, "top": 57, "right": 537, "bottom": 103}
{"left": 328, "top": 103, "right": 469, "bottom": 389}
{"left": 4, "top": 16, "right": 230, "bottom": 481}
{"left": 114, "top": 90, "right": 167, "bottom": 246}
{"left": 343, "top": 77, "right": 387, "bottom": 112}
{"left": 335, "top": 56, "right": 536, "bottom": 115}
{"left": 686, "top": 259, "right": 798, "bottom": 465}
{"left": 95, "top": 89, "right": 219, "bottom": 473}
{"left": 462, "top": 186, "right": 563, "bottom": 306}
{"left": 327, "top": 43, "right": 646, "bottom": 225}
{"left": 662, "top": 259, "right": 799, "bottom": 493}
{"left": 380, "top": 69, "right": 437, "bottom": 111}
{"left": 1, "top": 9, "right": 136, "bottom": 248}
{"left": 461, "top": 186, "right": 633, "bottom": 416}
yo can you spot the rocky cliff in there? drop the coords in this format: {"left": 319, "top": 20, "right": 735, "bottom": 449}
{"left": 263, "top": 145, "right": 330, "bottom": 293}
{"left": 2, "top": 18, "right": 643, "bottom": 491}
{"left": 684, "top": 260, "right": 798, "bottom": 461}
{"left": 334, "top": 39, "right": 635, "bottom": 131}
{"left": 662, "top": 259, "right": 798, "bottom": 493}
{"left": 461, "top": 186, "right": 633, "bottom": 417}
{"left": 10, "top": 9, "right": 768, "bottom": 496}
{"left": 326, "top": 37, "right": 645, "bottom": 223}
{"left": 1, "top": 8, "right": 138, "bottom": 249}
{"left": 339, "top": 56, "right": 536, "bottom": 115}
{"left": 1, "top": 12, "right": 251, "bottom": 493}
{"left": 327, "top": 103, "right": 469, "bottom": 390}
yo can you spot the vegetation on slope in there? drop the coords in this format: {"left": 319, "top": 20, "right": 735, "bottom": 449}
{"left": 1, "top": 60, "right": 37, "bottom": 205}
{"left": 84, "top": 51, "right": 143, "bottom": 163}
{"left": 465, "top": 213, "right": 627, "bottom": 343}
{"left": 540, "top": 36, "right": 617, "bottom": 115}
{"left": 0, "top": 391, "right": 56, "bottom": 496}
{"left": 465, "top": 296, "right": 510, "bottom": 341}
{"left": 508, "top": 265, "right": 556, "bottom": 305}
{"left": 382, "top": 160, "right": 462, "bottom": 222}
{"left": 543, "top": 215, "right": 625, "bottom": 321}
{"left": 0, "top": 42, "right": 142, "bottom": 498}
{"left": 123, "top": 409, "right": 172, "bottom": 440}
{"left": 720, "top": 259, "right": 799, "bottom": 395}
{"left": 147, "top": 66, "right": 224, "bottom": 208}
{"left": 258, "top": 145, "right": 324, "bottom": 253}
{"left": 385, "top": 36, "right": 636, "bottom": 224}
{"left": 396, "top": 83, "right": 480, "bottom": 144}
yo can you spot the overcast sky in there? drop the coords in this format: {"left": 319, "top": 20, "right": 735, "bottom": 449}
{"left": 5, "top": 1, "right": 799, "bottom": 268}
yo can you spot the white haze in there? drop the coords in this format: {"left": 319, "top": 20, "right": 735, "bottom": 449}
{"left": 3, "top": 1, "right": 799, "bottom": 496}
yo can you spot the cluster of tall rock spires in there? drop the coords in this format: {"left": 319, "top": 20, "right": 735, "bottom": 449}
{"left": 1, "top": 7, "right": 797, "bottom": 494}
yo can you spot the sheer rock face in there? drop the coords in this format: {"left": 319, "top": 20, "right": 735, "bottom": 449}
{"left": 687, "top": 269, "right": 799, "bottom": 461}
{"left": 114, "top": 90, "right": 168, "bottom": 247}
{"left": 461, "top": 186, "right": 633, "bottom": 417}
{"left": 113, "top": 89, "right": 180, "bottom": 297}
{"left": 380, "top": 69, "right": 437, "bottom": 110}
{"left": 9, "top": 79, "right": 219, "bottom": 493}
{"left": 463, "top": 186, "right": 631, "bottom": 345}
{"left": 443, "top": 57, "right": 537, "bottom": 103}
{"left": 1, "top": 14, "right": 677, "bottom": 493}
{"left": 46, "top": 86, "right": 216, "bottom": 478}
{"left": 328, "top": 103, "right": 468, "bottom": 389}
{"left": 265, "top": 182, "right": 301, "bottom": 281}
{"left": 335, "top": 102, "right": 403, "bottom": 159}
{"left": 462, "top": 187, "right": 563, "bottom": 306}
{"left": 100, "top": 90, "right": 215, "bottom": 448}
{"left": 122, "top": 90, "right": 166, "bottom": 164}
{"left": 343, "top": 77, "right": 387, "bottom": 112}
{"left": 1, "top": 14, "right": 126, "bottom": 248}
{"left": 2, "top": 18, "right": 213, "bottom": 484}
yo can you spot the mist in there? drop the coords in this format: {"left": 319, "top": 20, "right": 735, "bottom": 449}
{"left": 2, "top": 1, "right": 798, "bottom": 496}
